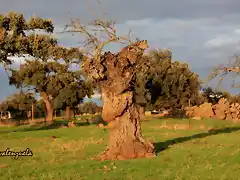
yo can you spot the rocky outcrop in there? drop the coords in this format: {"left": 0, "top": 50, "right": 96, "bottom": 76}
{"left": 185, "top": 98, "right": 240, "bottom": 123}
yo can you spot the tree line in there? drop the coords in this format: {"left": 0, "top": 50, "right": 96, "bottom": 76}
{"left": 0, "top": 12, "right": 238, "bottom": 122}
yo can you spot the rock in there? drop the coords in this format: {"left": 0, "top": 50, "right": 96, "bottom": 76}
{"left": 185, "top": 98, "right": 240, "bottom": 123}
{"left": 68, "top": 121, "right": 76, "bottom": 128}
{"left": 185, "top": 106, "right": 195, "bottom": 117}
{"left": 98, "top": 123, "right": 105, "bottom": 128}
{"left": 192, "top": 116, "right": 201, "bottom": 120}
{"left": 226, "top": 114, "right": 233, "bottom": 121}
{"left": 198, "top": 103, "right": 214, "bottom": 118}
{"left": 213, "top": 110, "right": 226, "bottom": 120}
{"left": 145, "top": 111, "right": 152, "bottom": 116}
{"left": 145, "top": 153, "right": 155, "bottom": 158}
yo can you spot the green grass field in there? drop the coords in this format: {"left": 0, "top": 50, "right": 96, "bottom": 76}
{"left": 1, "top": 117, "right": 240, "bottom": 180}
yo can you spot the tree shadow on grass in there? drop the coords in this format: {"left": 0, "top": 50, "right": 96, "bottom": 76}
{"left": 0, "top": 120, "right": 92, "bottom": 133}
{"left": 154, "top": 126, "right": 240, "bottom": 153}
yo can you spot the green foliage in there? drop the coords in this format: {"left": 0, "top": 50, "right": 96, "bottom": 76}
{"left": 4, "top": 12, "right": 92, "bottom": 113}
{"left": 201, "top": 87, "right": 231, "bottom": 104}
{"left": 77, "top": 101, "right": 102, "bottom": 114}
{"left": 0, "top": 92, "right": 37, "bottom": 119}
{"left": 135, "top": 49, "right": 202, "bottom": 111}
{"left": 53, "top": 80, "right": 94, "bottom": 110}
{"left": 9, "top": 60, "right": 93, "bottom": 112}
{"left": 0, "top": 12, "right": 55, "bottom": 65}
{"left": 0, "top": 92, "right": 36, "bottom": 111}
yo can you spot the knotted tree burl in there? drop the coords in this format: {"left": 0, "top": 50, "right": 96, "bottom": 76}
{"left": 83, "top": 40, "right": 155, "bottom": 160}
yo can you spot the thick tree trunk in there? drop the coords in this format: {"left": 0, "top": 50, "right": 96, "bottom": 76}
{"left": 100, "top": 90, "right": 155, "bottom": 160}
{"left": 139, "top": 106, "right": 145, "bottom": 121}
{"left": 65, "top": 106, "right": 71, "bottom": 120}
{"left": 43, "top": 99, "right": 53, "bottom": 123}
{"left": 31, "top": 103, "right": 34, "bottom": 121}
{"left": 27, "top": 111, "right": 31, "bottom": 122}
{"left": 41, "top": 92, "right": 54, "bottom": 123}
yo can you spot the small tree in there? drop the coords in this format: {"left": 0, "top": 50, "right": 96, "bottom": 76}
{"left": 53, "top": 78, "right": 93, "bottom": 120}
{"left": 9, "top": 60, "right": 91, "bottom": 123}
{"left": 77, "top": 101, "right": 101, "bottom": 114}
{"left": 0, "top": 92, "right": 36, "bottom": 120}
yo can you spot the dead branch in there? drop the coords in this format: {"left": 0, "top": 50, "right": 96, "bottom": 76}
{"left": 208, "top": 54, "right": 240, "bottom": 88}
{"left": 61, "top": 0, "right": 133, "bottom": 62}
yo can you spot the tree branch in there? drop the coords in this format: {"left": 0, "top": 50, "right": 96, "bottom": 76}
{"left": 61, "top": 0, "right": 133, "bottom": 62}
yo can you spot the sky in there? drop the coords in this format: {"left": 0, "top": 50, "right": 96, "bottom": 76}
{"left": 1, "top": 0, "right": 240, "bottom": 102}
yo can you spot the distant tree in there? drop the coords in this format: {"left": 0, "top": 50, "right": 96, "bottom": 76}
{"left": 0, "top": 92, "right": 36, "bottom": 119}
{"left": 201, "top": 87, "right": 231, "bottom": 104}
{"left": 53, "top": 78, "right": 93, "bottom": 120}
{"left": 134, "top": 49, "right": 203, "bottom": 113}
{"left": 9, "top": 60, "right": 92, "bottom": 123}
{"left": 77, "top": 101, "right": 101, "bottom": 114}
{"left": 34, "top": 99, "right": 46, "bottom": 118}
{"left": 3, "top": 12, "right": 91, "bottom": 123}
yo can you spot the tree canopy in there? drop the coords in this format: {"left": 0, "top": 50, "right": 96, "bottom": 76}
{"left": 3, "top": 12, "right": 92, "bottom": 122}
{"left": 201, "top": 87, "right": 231, "bottom": 105}
{"left": 0, "top": 92, "right": 36, "bottom": 119}
{"left": 134, "top": 49, "right": 202, "bottom": 111}
{"left": 77, "top": 101, "right": 102, "bottom": 114}
{"left": 0, "top": 12, "right": 54, "bottom": 65}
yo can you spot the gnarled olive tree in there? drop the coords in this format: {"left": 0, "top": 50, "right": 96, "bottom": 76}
{"left": 65, "top": 12, "right": 154, "bottom": 160}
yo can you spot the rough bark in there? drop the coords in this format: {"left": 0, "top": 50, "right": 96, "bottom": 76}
{"left": 41, "top": 93, "right": 53, "bottom": 123}
{"left": 31, "top": 103, "right": 34, "bottom": 121}
{"left": 27, "top": 111, "right": 31, "bottom": 122}
{"left": 139, "top": 106, "right": 145, "bottom": 121}
{"left": 84, "top": 40, "right": 155, "bottom": 160}
{"left": 99, "top": 90, "right": 154, "bottom": 160}
{"left": 65, "top": 106, "right": 71, "bottom": 120}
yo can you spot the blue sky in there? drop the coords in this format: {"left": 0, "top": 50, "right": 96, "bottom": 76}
{"left": 1, "top": 0, "right": 240, "bottom": 102}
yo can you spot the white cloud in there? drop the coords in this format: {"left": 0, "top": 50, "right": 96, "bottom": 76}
{"left": 6, "top": 15, "right": 240, "bottom": 71}
{"left": 204, "top": 27, "right": 240, "bottom": 48}
{"left": 204, "top": 35, "right": 240, "bottom": 48}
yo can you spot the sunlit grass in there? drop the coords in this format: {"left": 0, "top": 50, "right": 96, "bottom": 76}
{"left": 0, "top": 117, "right": 240, "bottom": 180}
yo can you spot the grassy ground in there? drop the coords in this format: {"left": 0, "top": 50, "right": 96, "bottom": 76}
{"left": 0, "top": 117, "right": 240, "bottom": 180}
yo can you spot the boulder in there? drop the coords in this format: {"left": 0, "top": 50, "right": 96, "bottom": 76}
{"left": 198, "top": 103, "right": 214, "bottom": 118}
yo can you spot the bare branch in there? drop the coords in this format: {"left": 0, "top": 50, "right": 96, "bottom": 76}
{"left": 61, "top": 0, "right": 133, "bottom": 62}
{"left": 208, "top": 54, "right": 240, "bottom": 89}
